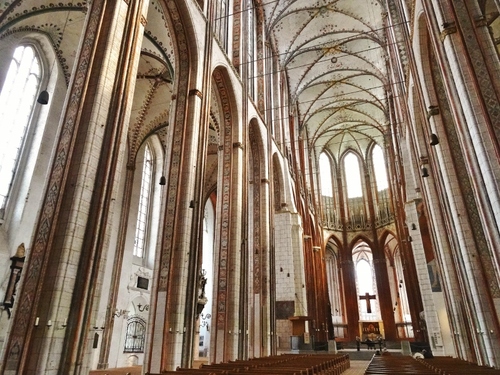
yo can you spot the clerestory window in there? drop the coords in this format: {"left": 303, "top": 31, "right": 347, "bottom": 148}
{"left": 0, "top": 45, "right": 41, "bottom": 216}
{"left": 133, "top": 144, "right": 153, "bottom": 258}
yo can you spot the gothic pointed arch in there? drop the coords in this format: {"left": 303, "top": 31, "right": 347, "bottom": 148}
{"left": 325, "top": 235, "right": 346, "bottom": 338}
{"left": 208, "top": 65, "right": 244, "bottom": 363}
{"left": 248, "top": 117, "right": 272, "bottom": 357}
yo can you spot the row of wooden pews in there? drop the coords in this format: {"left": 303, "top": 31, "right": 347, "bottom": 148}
{"left": 365, "top": 356, "right": 437, "bottom": 374}
{"left": 415, "top": 357, "right": 500, "bottom": 374}
{"left": 366, "top": 355, "right": 500, "bottom": 374}
{"left": 146, "top": 353, "right": 349, "bottom": 375}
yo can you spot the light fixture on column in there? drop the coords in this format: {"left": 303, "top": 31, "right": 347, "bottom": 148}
{"left": 419, "top": 156, "right": 430, "bottom": 178}
{"left": 159, "top": 176, "right": 166, "bottom": 185}
{"left": 429, "top": 133, "right": 439, "bottom": 146}
{"left": 37, "top": 89, "right": 49, "bottom": 105}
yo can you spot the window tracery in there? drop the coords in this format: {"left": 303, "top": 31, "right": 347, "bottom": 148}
{"left": 0, "top": 45, "right": 41, "bottom": 217}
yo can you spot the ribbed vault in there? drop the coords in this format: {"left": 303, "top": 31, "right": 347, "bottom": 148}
{"left": 262, "top": 0, "right": 388, "bottom": 160}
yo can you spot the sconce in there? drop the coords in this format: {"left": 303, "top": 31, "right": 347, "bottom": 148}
{"left": 37, "top": 57, "right": 55, "bottom": 105}
{"left": 136, "top": 303, "right": 149, "bottom": 312}
{"left": 2, "top": 243, "right": 26, "bottom": 318}
{"left": 159, "top": 176, "right": 166, "bottom": 185}
{"left": 429, "top": 133, "right": 439, "bottom": 146}
{"left": 37, "top": 89, "right": 49, "bottom": 105}
{"left": 427, "top": 105, "right": 440, "bottom": 118}
{"left": 411, "top": 223, "right": 417, "bottom": 230}
{"left": 113, "top": 309, "right": 129, "bottom": 318}
{"left": 189, "top": 200, "right": 195, "bottom": 208}
{"left": 200, "top": 313, "right": 211, "bottom": 331}
{"left": 419, "top": 156, "right": 430, "bottom": 178}
{"left": 197, "top": 269, "right": 208, "bottom": 317}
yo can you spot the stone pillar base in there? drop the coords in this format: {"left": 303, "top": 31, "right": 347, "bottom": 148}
{"left": 328, "top": 340, "right": 338, "bottom": 353}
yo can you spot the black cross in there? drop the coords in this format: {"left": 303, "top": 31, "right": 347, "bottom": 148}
{"left": 359, "top": 292, "right": 376, "bottom": 313}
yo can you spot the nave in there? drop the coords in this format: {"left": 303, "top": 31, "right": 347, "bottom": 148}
{"left": 1, "top": 0, "right": 500, "bottom": 374}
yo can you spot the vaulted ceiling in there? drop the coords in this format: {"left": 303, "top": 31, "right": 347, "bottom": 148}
{"left": 262, "top": 0, "right": 389, "bottom": 162}
{"left": 0, "top": 1, "right": 175, "bottom": 164}
{"left": 0, "top": 0, "right": 389, "bottom": 164}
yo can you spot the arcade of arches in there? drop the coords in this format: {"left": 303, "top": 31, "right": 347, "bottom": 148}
{"left": 0, "top": 0, "right": 500, "bottom": 373}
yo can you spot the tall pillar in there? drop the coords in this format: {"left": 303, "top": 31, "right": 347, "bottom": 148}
{"left": 417, "top": 0, "right": 500, "bottom": 365}
{"left": 341, "top": 258, "right": 359, "bottom": 340}
{"left": 364, "top": 168, "right": 396, "bottom": 340}
{"left": 274, "top": 211, "right": 307, "bottom": 350}
{"left": 1, "top": 1, "right": 147, "bottom": 374}
{"left": 223, "top": 141, "right": 244, "bottom": 360}
{"left": 144, "top": 1, "right": 203, "bottom": 370}
{"left": 372, "top": 257, "right": 397, "bottom": 340}
{"left": 209, "top": 72, "right": 244, "bottom": 364}
{"left": 149, "top": 84, "right": 204, "bottom": 370}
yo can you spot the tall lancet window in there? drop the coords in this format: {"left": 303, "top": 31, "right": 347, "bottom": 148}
{"left": 372, "top": 144, "right": 392, "bottom": 225}
{"left": 344, "top": 152, "right": 362, "bottom": 198}
{"left": 247, "top": 0, "right": 257, "bottom": 100}
{"left": 344, "top": 152, "right": 365, "bottom": 229}
{"left": 320, "top": 153, "right": 335, "bottom": 227}
{"left": 0, "top": 45, "right": 41, "bottom": 215}
{"left": 213, "top": 0, "right": 229, "bottom": 51}
{"left": 372, "top": 145, "right": 388, "bottom": 191}
{"left": 353, "top": 244, "right": 379, "bottom": 321}
{"left": 133, "top": 144, "right": 153, "bottom": 258}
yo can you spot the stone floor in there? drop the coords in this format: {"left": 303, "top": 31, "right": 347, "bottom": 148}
{"left": 340, "top": 347, "right": 402, "bottom": 374}
{"left": 344, "top": 360, "right": 370, "bottom": 375}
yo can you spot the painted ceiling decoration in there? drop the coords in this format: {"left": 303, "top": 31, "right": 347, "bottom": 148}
{"left": 262, "top": 0, "right": 389, "bottom": 161}
{"left": 0, "top": 0, "right": 389, "bottom": 162}
{"left": 0, "top": 1, "right": 176, "bottom": 162}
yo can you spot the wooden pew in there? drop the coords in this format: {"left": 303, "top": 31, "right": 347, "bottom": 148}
{"left": 146, "top": 353, "right": 349, "bottom": 375}
{"left": 365, "top": 355, "right": 438, "bottom": 374}
{"left": 415, "top": 357, "right": 500, "bottom": 374}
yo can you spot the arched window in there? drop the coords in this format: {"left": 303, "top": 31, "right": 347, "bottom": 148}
{"left": 344, "top": 153, "right": 363, "bottom": 198}
{"left": 133, "top": 144, "right": 153, "bottom": 258}
{"left": 0, "top": 45, "right": 41, "bottom": 216}
{"left": 320, "top": 152, "right": 338, "bottom": 227}
{"left": 372, "top": 145, "right": 388, "bottom": 191}
{"left": 319, "top": 153, "right": 333, "bottom": 197}
{"left": 247, "top": 0, "right": 257, "bottom": 100}
{"left": 356, "top": 259, "right": 373, "bottom": 296}
{"left": 214, "top": 0, "right": 229, "bottom": 51}
{"left": 124, "top": 316, "right": 146, "bottom": 353}
{"left": 353, "top": 243, "right": 379, "bottom": 320}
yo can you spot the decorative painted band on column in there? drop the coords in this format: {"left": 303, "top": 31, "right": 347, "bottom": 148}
{"left": 232, "top": 0, "right": 242, "bottom": 72}
{"left": 249, "top": 124, "right": 262, "bottom": 293}
{"left": 158, "top": 0, "right": 191, "bottom": 292}
{"left": 2, "top": 2, "right": 105, "bottom": 373}
{"left": 213, "top": 69, "right": 233, "bottom": 328}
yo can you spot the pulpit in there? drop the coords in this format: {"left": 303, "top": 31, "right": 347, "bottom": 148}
{"left": 289, "top": 316, "right": 313, "bottom": 351}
